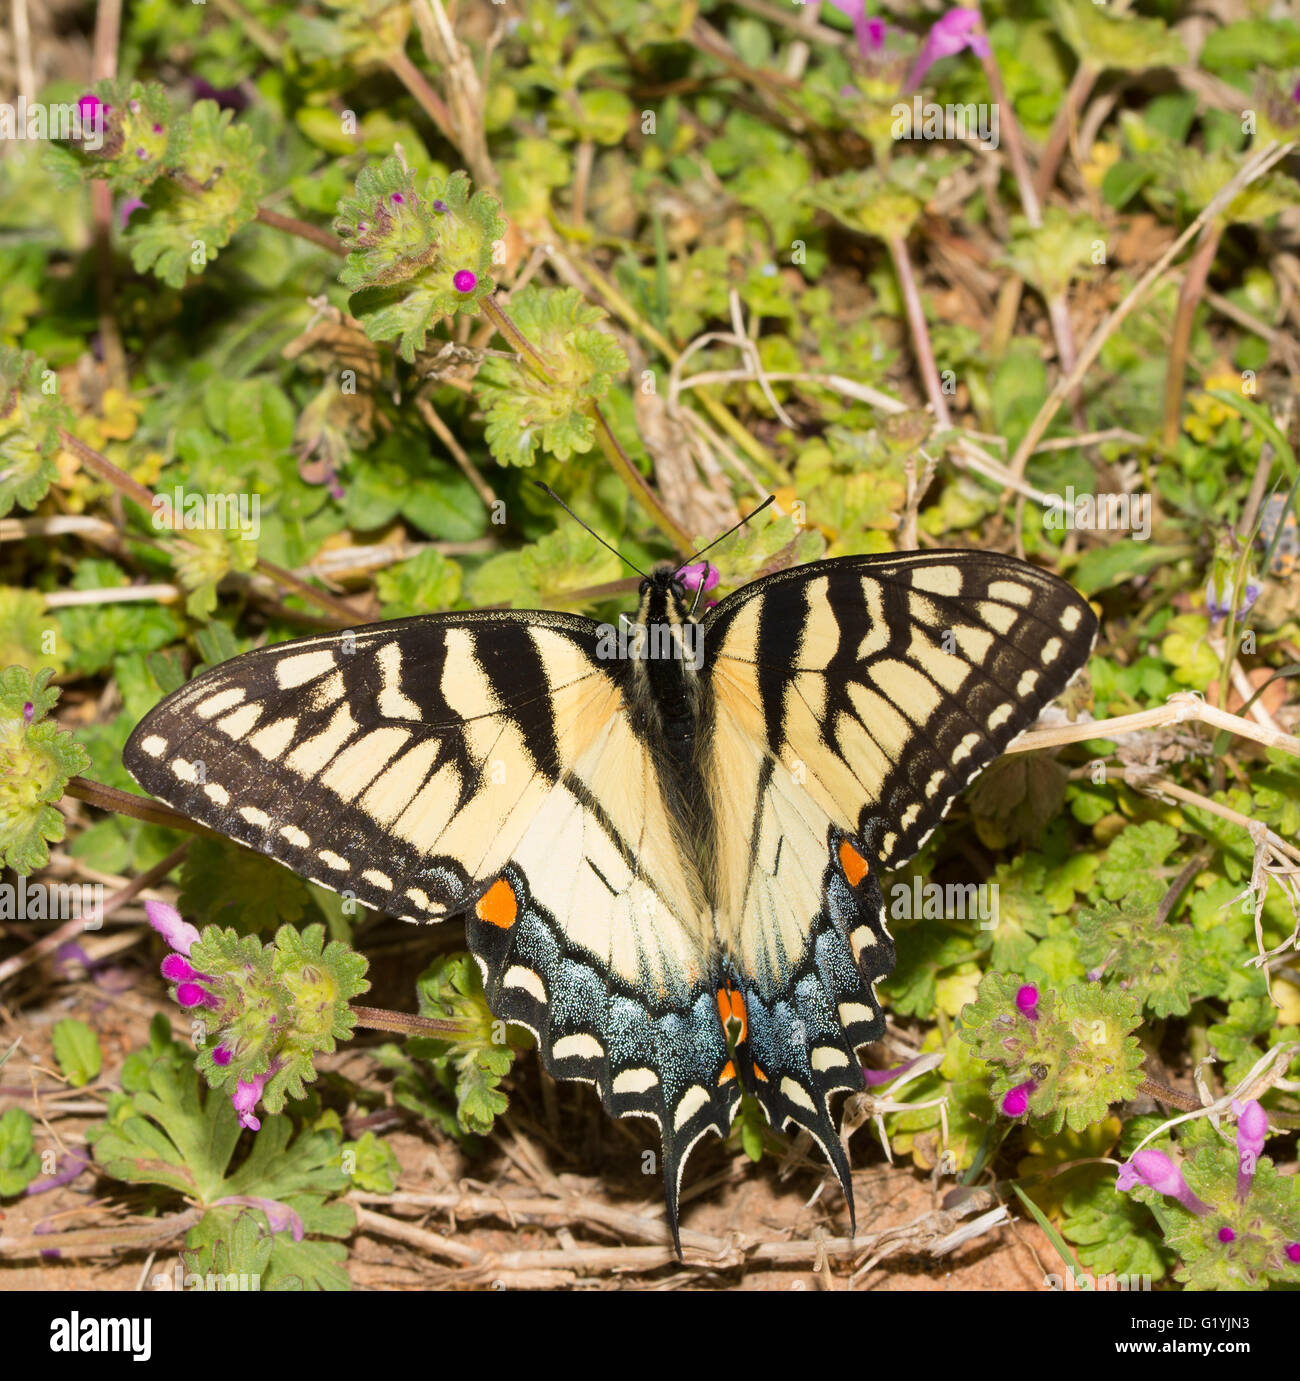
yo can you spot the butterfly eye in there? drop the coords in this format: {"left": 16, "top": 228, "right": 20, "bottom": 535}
{"left": 671, "top": 581, "right": 687, "bottom": 601}
{"left": 638, "top": 579, "right": 650, "bottom": 596}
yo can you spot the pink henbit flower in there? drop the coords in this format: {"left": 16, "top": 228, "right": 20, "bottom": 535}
{"left": 145, "top": 899, "right": 201, "bottom": 957}
{"left": 1015, "top": 984, "right": 1039, "bottom": 1022}
{"left": 905, "top": 7, "right": 990, "bottom": 91}
{"left": 452, "top": 269, "right": 478, "bottom": 293}
{"left": 22, "top": 700, "right": 34, "bottom": 725}
{"left": 1286, "top": 1243, "right": 1300, "bottom": 1263}
{"left": 1117, "top": 1149, "right": 1211, "bottom": 1215}
{"left": 675, "top": 561, "right": 721, "bottom": 594}
{"left": 829, "top": 1, "right": 888, "bottom": 60}
{"left": 233, "top": 1071, "right": 269, "bottom": 1131}
{"left": 77, "top": 93, "right": 103, "bottom": 120}
{"left": 119, "top": 196, "right": 147, "bottom": 228}
{"left": 1001, "top": 1080, "right": 1035, "bottom": 1116}
{"left": 1232, "top": 1098, "right": 1268, "bottom": 1201}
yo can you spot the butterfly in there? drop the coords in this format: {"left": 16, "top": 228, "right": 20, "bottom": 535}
{"left": 124, "top": 538, "right": 1096, "bottom": 1248}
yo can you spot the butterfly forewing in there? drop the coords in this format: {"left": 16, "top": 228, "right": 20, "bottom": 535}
{"left": 703, "top": 550, "right": 1098, "bottom": 869}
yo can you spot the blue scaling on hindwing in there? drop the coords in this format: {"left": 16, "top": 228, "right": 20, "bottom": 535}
{"left": 726, "top": 828, "right": 894, "bottom": 1230}
{"left": 464, "top": 865, "right": 737, "bottom": 1252}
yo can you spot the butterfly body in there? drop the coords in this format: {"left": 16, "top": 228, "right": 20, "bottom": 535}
{"left": 124, "top": 548, "right": 1096, "bottom": 1248}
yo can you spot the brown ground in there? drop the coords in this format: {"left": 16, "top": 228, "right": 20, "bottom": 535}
{"left": 0, "top": 926, "right": 1058, "bottom": 1292}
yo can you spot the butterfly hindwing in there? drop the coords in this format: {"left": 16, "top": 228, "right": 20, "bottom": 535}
{"left": 700, "top": 550, "right": 1096, "bottom": 1210}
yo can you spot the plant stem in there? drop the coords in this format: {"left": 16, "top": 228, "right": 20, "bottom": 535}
{"left": 886, "top": 233, "right": 950, "bottom": 427}
{"left": 1161, "top": 221, "right": 1223, "bottom": 451}
{"left": 1033, "top": 62, "right": 1098, "bottom": 204}
{"left": 977, "top": 46, "right": 1083, "bottom": 423}
{"left": 386, "top": 47, "right": 458, "bottom": 149}
{"left": 590, "top": 403, "right": 693, "bottom": 550}
{"left": 254, "top": 205, "right": 344, "bottom": 255}
{"left": 1139, "top": 1076, "right": 1201, "bottom": 1112}
{"left": 64, "top": 777, "right": 217, "bottom": 835}
{"left": 351, "top": 1005, "right": 473, "bottom": 1038}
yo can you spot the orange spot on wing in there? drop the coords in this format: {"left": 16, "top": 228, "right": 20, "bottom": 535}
{"left": 718, "top": 1061, "right": 736, "bottom": 1085}
{"left": 475, "top": 877, "right": 518, "bottom": 929}
{"left": 839, "top": 839, "right": 869, "bottom": 887}
{"left": 753, "top": 1063, "right": 768, "bottom": 1082}
{"left": 716, "top": 985, "right": 748, "bottom": 1044}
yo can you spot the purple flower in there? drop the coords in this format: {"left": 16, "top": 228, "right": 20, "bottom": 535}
{"left": 119, "top": 196, "right": 146, "bottom": 228}
{"left": 1117, "top": 1149, "right": 1211, "bottom": 1215}
{"left": 135, "top": 146, "right": 148, "bottom": 159}
{"left": 675, "top": 561, "right": 721, "bottom": 594}
{"left": 1001, "top": 1080, "right": 1035, "bottom": 1116}
{"left": 830, "top": 1, "right": 888, "bottom": 60}
{"left": 1015, "top": 984, "right": 1039, "bottom": 1022}
{"left": 432, "top": 198, "right": 449, "bottom": 213}
{"left": 453, "top": 269, "right": 478, "bottom": 293}
{"left": 176, "top": 981, "right": 218, "bottom": 1010}
{"left": 212, "top": 1046, "right": 233, "bottom": 1067}
{"left": 1287, "top": 1243, "right": 1300, "bottom": 1263}
{"left": 190, "top": 78, "right": 247, "bottom": 112}
{"left": 862, "top": 1053, "right": 925, "bottom": 1086}
{"left": 233, "top": 1071, "right": 268, "bottom": 1131}
{"left": 214, "top": 1195, "right": 305, "bottom": 1240}
{"left": 22, "top": 700, "right": 34, "bottom": 725}
{"left": 390, "top": 192, "right": 405, "bottom": 205}
{"left": 905, "top": 7, "right": 990, "bottom": 91}
{"left": 1218, "top": 1226, "right": 1236, "bottom": 1244}
{"left": 160, "top": 953, "right": 198, "bottom": 983}
{"left": 152, "top": 122, "right": 163, "bottom": 134}
{"left": 1232, "top": 1098, "right": 1268, "bottom": 1201}
{"left": 1205, "top": 573, "right": 1261, "bottom": 622}
{"left": 145, "top": 899, "right": 200, "bottom": 957}
{"left": 1292, "top": 79, "right": 1300, "bottom": 104}
{"left": 77, "top": 94, "right": 103, "bottom": 120}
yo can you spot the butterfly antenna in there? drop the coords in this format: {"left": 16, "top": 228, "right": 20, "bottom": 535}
{"left": 532, "top": 481, "right": 650, "bottom": 580}
{"left": 682, "top": 494, "right": 777, "bottom": 566}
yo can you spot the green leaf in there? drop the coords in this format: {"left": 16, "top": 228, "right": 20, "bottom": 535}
{"left": 0, "top": 1106, "right": 41, "bottom": 1197}
{"left": 0, "top": 346, "right": 73, "bottom": 517}
{"left": 52, "top": 1018, "right": 102, "bottom": 1087}
{"left": 336, "top": 162, "right": 506, "bottom": 360}
{"left": 1, "top": 667, "right": 90, "bottom": 873}
{"left": 124, "top": 100, "right": 263, "bottom": 289}
{"left": 477, "top": 286, "right": 628, "bottom": 467}
{"left": 376, "top": 547, "right": 462, "bottom": 618}
{"left": 1072, "top": 542, "right": 1190, "bottom": 597}
{"left": 342, "top": 1130, "right": 400, "bottom": 1194}
{"left": 1052, "top": 0, "right": 1187, "bottom": 70}
{"left": 180, "top": 837, "right": 317, "bottom": 935}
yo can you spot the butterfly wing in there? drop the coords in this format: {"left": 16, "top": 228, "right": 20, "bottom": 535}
{"left": 125, "top": 612, "right": 736, "bottom": 1237}
{"left": 701, "top": 550, "right": 1097, "bottom": 1211}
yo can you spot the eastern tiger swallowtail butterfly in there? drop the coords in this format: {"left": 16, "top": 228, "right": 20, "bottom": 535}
{"left": 123, "top": 544, "right": 1096, "bottom": 1248}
